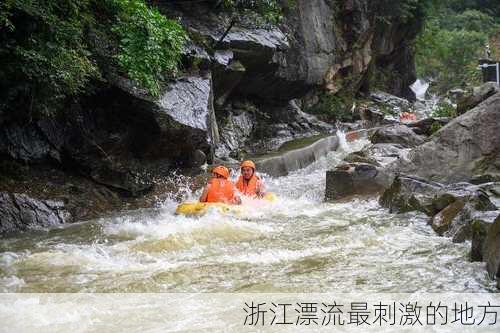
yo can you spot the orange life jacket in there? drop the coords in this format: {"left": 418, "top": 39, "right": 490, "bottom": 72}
{"left": 205, "top": 178, "right": 237, "bottom": 203}
{"left": 235, "top": 174, "right": 261, "bottom": 196}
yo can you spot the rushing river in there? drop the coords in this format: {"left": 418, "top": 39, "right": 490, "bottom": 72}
{"left": 0, "top": 136, "right": 497, "bottom": 294}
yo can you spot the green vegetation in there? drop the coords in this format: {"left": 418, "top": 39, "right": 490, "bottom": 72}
{"left": 375, "top": 0, "right": 432, "bottom": 25}
{"left": 0, "top": 0, "right": 100, "bottom": 116}
{"left": 431, "top": 100, "right": 457, "bottom": 117}
{"left": 306, "top": 93, "right": 355, "bottom": 123}
{"left": 221, "top": 0, "right": 289, "bottom": 24}
{"left": 0, "top": 0, "right": 187, "bottom": 118}
{"left": 416, "top": 0, "right": 500, "bottom": 92}
{"left": 110, "top": 0, "right": 186, "bottom": 96}
{"left": 430, "top": 121, "right": 442, "bottom": 134}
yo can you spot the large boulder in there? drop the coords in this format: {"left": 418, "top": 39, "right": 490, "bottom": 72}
{"left": 0, "top": 192, "right": 71, "bottom": 234}
{"left": 470, "top": 211, "right": 500, "bottom": 261}
{"left": 380, "top": 175, "right": 496, "bottom": 216}
{"left": 0, "top": 74, "right": 219, "bottom": 197}
{"left": 484, "top": 215, "right": 500, "bottom": 284}
{"left": 361, "top": 143, "right": 411, "bottom": 166}
{"left": 370, "top": 125, "right": 425, "bottom": 148}
{"left": 457, "top": 82, "right": 499, "bottom": 115}
{"left": 370, "top": 91, "right": 412, "bottom": 114}
{"left": 406, "top": 117, "right": 451, "bottom": 136}
{"left": 325, "top": 163, "right": 393, "bottom": 201}
{"left": 393, "top": 92, "right": 500, "bottom": 184}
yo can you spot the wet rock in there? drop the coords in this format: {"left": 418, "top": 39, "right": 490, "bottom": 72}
{"left": 216, "top": 109, "right": 254, "bottom": 157}
{"left": 406, "top": 117, "right": 451, "bottom": 136}
{"left": 457, "top": 82, "right": 499, "bottom": 115}
{"left": 470, "top": 175, "right": 500, "bottom": 185}
{"left": 325, "top": 163, "right": 393, "bottom": 201}
{"left": 393, "top": 92, "right": 500, "bottom": 184}
{"left": 0, "top": 122, "right": 62, "bottom": 163}
{"left": 359, "top": 107, "right": 386, "bottom": 127}
{"left": 484, "top": 215, "right": 500, "bottom": 282}
{"left": 157, "top": 75, "right": 216, "bottom": 133}
{"left": 360, "top": 143, "right": 411, "bottom": 167}
{"left": 343, "top": 151, "right": 381, "bottom": 166}
{"left": 380, "top": 176, "right": 496, "bottom": 216}
{"left": 370, "top": 91, "right": 412, "bottom": 114}
{"left": 380, "top": 176, "right": 445, "bottom": 215}
{"left": 189, "top": 149, "right": 207, "bottom": 168}
{"left": 0, "top": 192, "right": 71, "bottom": 234}
{"left": 370, "top": 125, "right": 425, "bottom": 148}
{"left": 447, "top": 88, "right": 466, "bottom": 104}
{"left": 431, "top": 200, "right": 466, "bottom": 235}
{"left": 470, "top": 211, "right": 500, "bottom": 261}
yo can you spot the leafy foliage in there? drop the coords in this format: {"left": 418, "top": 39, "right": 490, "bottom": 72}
{"left": 415, "top": 0, "right": 499, "bottom": 92}
{"left": 221, "top": 0, "right": 286, "bottom": 24}
{"left": 0, "top": 0, "right": 99, "bottom": 116}
{"left": 306, "top": 93, "right": 355, "bottom": 123}
{"left": 430, "top": 121, "right": 442, "bottom": 134}
{"left": 108, "top": 0, "right": 187, "bottom": 97}
{"left": 0, "top": 0, "right": 187, "bottom": 118}
{"left": 375, "top": 0, "right": 433, "bottom": 25}
{"left": 431, "top": 100, "right": 457, "bottom": 117}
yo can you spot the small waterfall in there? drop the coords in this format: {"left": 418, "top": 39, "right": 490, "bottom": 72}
{"left": 336, "top": 130, "right": 349, "bottom": 152}
{"left": 410, "top": 79, "right": 429, "bottom": 101}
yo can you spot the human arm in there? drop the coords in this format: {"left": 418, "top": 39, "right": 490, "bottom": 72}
{"left": 199, "top": 185, "right": 210, "bottom": 202}
{"left": 255, "top": 179, "right": 266, "bottom": 198}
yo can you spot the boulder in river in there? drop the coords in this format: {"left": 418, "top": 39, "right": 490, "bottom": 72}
{"left": 370, "top": 125, "right": 425, "bottom": 148}
{"left": 370, "top": 91, "right": 412, "bottom": 114}
{"left": 392, "top": 92, "right": 500, "bottom": 184}
{"left": 380, "top": 175, "right": 496, "bottom": 216}
{"left": 457, "top": 82, "right": 499, "bottom": 115}
{"left": 483, "top": 215, "right": 500, "bottom": 284}
{"left": 470, "top": 211, "right": 500, "bottom": 261}
{"left": 361, "top": 143, "right": 411, "bottom": 166}
{"left": 0, "top": 192, "right": 71, "bottom": 234}
{"left": 325, "top": 163, "right": 393, "bottom": 201}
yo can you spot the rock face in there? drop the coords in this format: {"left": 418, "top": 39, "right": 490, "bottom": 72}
{"left": 370, "top": 125, "right": 425, "bottom": 148}
{"left": 0, "top": 74, "right": 218, "bottom": 197}
{"left": 0, "top": 192, "right": 71, "bottom": 234}
{"left": 325, "top": 163, "right": 393, "bottom": 200}
{"left": 393, "top": 92, "right": 500, "bottom": 184}
{"left": 0, "top": 0, "right": 424, "bottom": 228}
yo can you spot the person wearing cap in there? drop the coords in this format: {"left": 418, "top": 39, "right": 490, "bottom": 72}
{"left": 235, "top": 160, "right": 266, "bottom": 198}
{"left": 199, "top": 165, "right": 241, "bottom": 204}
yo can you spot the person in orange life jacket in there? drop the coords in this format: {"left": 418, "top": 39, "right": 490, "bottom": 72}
{"left": 199, "top": 165, "right": 242, "bottom": 204}
{"left": 235, "top": 160, "right": 266, "bottom": 198}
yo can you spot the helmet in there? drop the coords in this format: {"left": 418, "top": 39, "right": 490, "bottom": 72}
{"left": 240, "top": 160, "right": 256, "bottom": 170}
{"left": 212, "top": 165, "right": 230, "bottom": 179}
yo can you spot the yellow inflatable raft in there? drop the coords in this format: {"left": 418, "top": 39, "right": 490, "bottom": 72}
{"left": 175, "top": 192, "right": 277, "bottom": 217}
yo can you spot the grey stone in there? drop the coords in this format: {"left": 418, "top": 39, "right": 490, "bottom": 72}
{"left": 380, "top": 176, "right": 496, "bottom": 216}
{"left": 325, "top": 163, "right": 393, "bottom": 201}
{"left": 0, "top": 192, "right": 71, "bottom": 234}
{"left": 484, "top": 215, "right": 500, "bottom": 282}
{"left": 457, "top": 82, "right": 499, "bottom": 115}
{"left": 393, "top": 92, "right": 500, "bottom": 184}
{"left": 370, "top": 125, "right": 425, "bottom": 148}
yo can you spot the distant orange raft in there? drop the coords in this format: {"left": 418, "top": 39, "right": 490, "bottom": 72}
{"left": 399, "top": 112, "right": 417, "bottom": 122}
{"left": 175, "top": 192, "right": 277, "bottom": 217}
